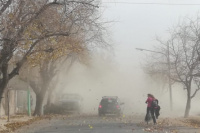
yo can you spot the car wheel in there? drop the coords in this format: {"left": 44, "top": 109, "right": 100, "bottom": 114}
{"left": 99, "top": 113, "right": 102, "bottom": 116}
{"left": 116, "top": 112, "right": 121, "bottom": 117}
{"left": 99, "top": 112, "right": 104, "bottom": 117}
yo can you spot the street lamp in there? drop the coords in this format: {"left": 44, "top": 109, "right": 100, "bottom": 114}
{"left": 136, "top": 47, "right": 173, "bottom": 111}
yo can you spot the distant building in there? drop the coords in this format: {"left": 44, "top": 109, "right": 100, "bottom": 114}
{"left": 0, "top": 76, "right": 35, "bottom": 116}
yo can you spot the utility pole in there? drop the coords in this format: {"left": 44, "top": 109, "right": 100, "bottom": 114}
{"left": 136, "top": 47, "right": 173, "bottom": 111}
{"left": 167, "top": 44, "right": 173, "bottom": 111}
{"left": 7, "top": 87, "right": 13, "bottom": 122}
{"left": 7, "top": 89, "right": 10, "bottom": 122}
{"left": 27, "top": 67, "right": 31, "bottom": 116}
{"left": 27, "top": 89, "right": 31, "bottom": 116}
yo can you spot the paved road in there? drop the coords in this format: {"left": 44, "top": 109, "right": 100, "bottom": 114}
{"left": 14, "top": 115, "right": 200, "bottom": 133}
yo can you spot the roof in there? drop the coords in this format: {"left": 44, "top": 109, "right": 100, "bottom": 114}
{"left": 102, "top": 96, "right": 118, "bottom": 99}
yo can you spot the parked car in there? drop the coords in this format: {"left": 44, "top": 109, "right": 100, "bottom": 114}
{"left": 56, "top": 93, "right": 83, "bottom": 114}
{"left": 98, "top": 96, "right": 124, "bottom": 116}
{"left": 44, "top": 93, "right": 83, "bottom": 114}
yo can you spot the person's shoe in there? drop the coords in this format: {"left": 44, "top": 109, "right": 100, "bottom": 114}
{"left": 154, "top": 122, "right": 157, "bottom": 125}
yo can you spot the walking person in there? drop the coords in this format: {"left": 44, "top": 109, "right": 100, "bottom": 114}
{"left": 149, "top": 94, "right": 157, "bottom": 124}
{"left": 153, "top": 97, "right": 160, "bottom": 119}
{"left": 145, "top": 94, "right": 157, "bottom": 125}
{"left": 145, "top": 94, "right": 152, "bottom": 122}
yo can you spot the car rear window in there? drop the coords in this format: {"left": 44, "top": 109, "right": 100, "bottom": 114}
{"left": 100, "top": 99, "right": 117, "bottom": 105}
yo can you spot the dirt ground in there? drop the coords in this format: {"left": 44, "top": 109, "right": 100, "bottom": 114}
{"left": 137, "top": 115, "right": 200, "bottom": 133}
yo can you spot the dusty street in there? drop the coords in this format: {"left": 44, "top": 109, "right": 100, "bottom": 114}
{"left": 13, "top": 114, "right": 200, "bottom": 133}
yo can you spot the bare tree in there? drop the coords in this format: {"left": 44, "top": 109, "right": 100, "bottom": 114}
{"left": 144, "top": 17, "right": 200, "bottom": 118}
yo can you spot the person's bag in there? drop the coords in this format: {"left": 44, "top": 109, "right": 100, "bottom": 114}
{"left": 151, "top": 100, "right": 158, "bottom": 108}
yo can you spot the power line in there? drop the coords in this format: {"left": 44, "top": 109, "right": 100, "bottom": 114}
{"left": 103, "top": 2, "right": 200, "bottom": 6}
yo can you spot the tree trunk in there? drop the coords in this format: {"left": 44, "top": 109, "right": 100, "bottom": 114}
{"left": 0, "top": 85, "right": 6, "bottom": 103}
{"left": 184, "top": 97, "right": 191, "bottom": 118}
{"left": 33, "top": 94, "right": 44, "bottom": 116}
{"left": 184, "top": 88, "right": 191, "bottom": 118}
{"left": 0, "top": 64, "right": 9, "bottom": 103}
{"left": 47, "top": 88, "right": 53, "bottom": 107}
{"left": 33, "top": 81, "right": 49, "bottom": 116}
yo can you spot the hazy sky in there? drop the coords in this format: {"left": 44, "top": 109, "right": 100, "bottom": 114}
{"left": 101, "top": 0, "right": 200, "bottom": 68}
{"left": 59, "top": 0, "right": 200, "bottom": 116}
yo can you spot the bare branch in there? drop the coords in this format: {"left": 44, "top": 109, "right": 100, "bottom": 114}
{"left": 0, "top": 0, "right": 12, "bottom": 16}
{"left": 191, "top": 88, "right": 200, "bottom": 99}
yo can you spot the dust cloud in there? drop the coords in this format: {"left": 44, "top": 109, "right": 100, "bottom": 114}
{"left": 55, "top": 53, "right": 200, "bottom": 118}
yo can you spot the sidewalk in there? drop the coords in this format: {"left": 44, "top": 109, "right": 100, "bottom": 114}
{"left": 0, "top": 115, "right": 49, "bottom": 133}
{"left": 0, "top": 115, "right": 32, "bottom": 132}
